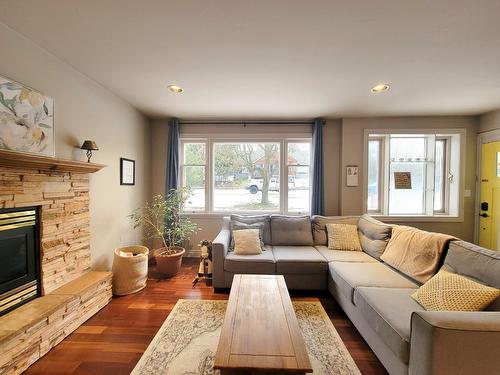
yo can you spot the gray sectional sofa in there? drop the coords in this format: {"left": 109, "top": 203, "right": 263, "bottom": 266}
{"left": 212, "top": 214, "right": 500, "bottom": 375}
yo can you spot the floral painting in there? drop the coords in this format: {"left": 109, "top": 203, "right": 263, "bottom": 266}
{"left": 0, "top": 75, "right": 54, "bottom": 156}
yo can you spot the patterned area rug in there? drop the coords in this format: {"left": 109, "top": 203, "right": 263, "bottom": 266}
{"left": 132, "top": 299, "right": 360, "bottom": 375}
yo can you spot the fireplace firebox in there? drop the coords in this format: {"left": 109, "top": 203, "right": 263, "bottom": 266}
{"left": 0, "top": 207, "right": 40, "bottom": 316}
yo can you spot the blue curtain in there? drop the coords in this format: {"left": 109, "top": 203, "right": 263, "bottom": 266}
{"left": 311, "top": 118, "right": 325, "bottom": 215}
{"left": 166, "top": 118, "right": 180, "bottom": 194}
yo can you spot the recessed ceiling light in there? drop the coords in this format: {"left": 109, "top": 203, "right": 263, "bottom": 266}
{"left": 168, "top": 85, "right": 183, "bottom": 94}
{"left": 371, "top": 83, "right": 390, "bottom": 93}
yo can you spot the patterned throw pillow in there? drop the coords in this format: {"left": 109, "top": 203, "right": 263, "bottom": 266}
{"left": 411, "top": 270, "right": 500, "bottom": 311}
{"left": 230, "top": 221, "right": 264, "bottom": 251}
{"left": 233, "top": 229, "right": 263, "bottom": 255}
{"left": 326, "top": 223, "right": 362, "bottom": 251}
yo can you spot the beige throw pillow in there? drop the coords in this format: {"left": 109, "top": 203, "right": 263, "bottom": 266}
{"left": 230, "top": 221, "right": 264, "bottom": 250}
{"left": 381, "top": 226, "right": 454, "bottom": 283}
{"left": 326, "top": 223, "right": 362, "bottom": 251}
{"left": 412, "top": 270, "right": 500, "bottom": 311}
{"left": 233, "top": 229, "right": 262, "bottom": 255}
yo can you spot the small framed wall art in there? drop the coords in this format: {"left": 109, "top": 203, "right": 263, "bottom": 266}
{"left": 346, "top": 165, "right": 359, "bottom": 187}
{"left": 120, "top": 157, "right": 135, "bottom": 185}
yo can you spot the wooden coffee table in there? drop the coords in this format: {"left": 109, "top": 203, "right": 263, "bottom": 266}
{"left": 214, "top": 274, "right": 313, "bottom": 374}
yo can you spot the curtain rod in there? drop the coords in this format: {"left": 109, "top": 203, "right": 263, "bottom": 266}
{"left": 178, "top": 120, "right": 314, "bottom": 125}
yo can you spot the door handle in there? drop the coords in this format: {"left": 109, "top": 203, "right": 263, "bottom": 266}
{"left": 479, "top": 213, "right": 489, "bottom": 218}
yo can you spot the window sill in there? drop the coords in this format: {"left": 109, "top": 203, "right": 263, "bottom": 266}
{"left": 370, "top": 214, "right": 464, "bottom": 223}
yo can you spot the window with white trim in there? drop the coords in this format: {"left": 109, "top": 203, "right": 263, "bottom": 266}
{"left": 366, "top": 131, "right": 462, "bottom": 217}
{"left": 182, "top": 141, "right": 207, "bottom": 211}
{"left": 180, "top": 137, "right": 311, "bottom": 214}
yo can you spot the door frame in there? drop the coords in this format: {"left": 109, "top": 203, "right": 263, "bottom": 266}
{"left": 475, "top": 129, "right": 500, "bottom": 244}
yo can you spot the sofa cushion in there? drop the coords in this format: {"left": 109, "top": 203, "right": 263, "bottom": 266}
{"left": 231, "top": 214, "right": 271, "bottom": 244}
{"left": 326, "top": 223, "right": 362, "bottom": 251}
{"left": 311, "top": 215, "right": 359, "bottom": 245}
{"left": 329, "top": 262, "right": 418, "bottom": 302}
{"left": 411, "top": 269, "right": 500, "bottom": 311}
{"left": 315, "top": 245, "right": 377, "bottom": 263}
{"left": 354, "top": 287, "right": 424, "bottom": 364}
{"left": 443, "top": 241, "right": 500, "bottom": 311}
{"left": 230, "top": 221, "right": 264, "bottom": 250}
{"left": 232, "top": 229, "right": 263, "bottom": 255}
{"left": 357, "top": 214, "right": 392, "bottom": 259}
{"left": 270, "top": 215, "right": 313, "bottom": 246}
{"left": 224, "top": 245, "right": 275, "bottom": 274}
{"left": 273, "top": 246, "right": 328, "bottom": 274}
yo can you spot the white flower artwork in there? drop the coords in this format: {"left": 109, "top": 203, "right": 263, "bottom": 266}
{"left": 0, "top": 75, "right": 54, "bottom": 156}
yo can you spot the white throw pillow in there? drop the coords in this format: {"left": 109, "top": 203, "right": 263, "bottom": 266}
{"left": 233, "top": 229, "right": 262, "bottom": 255}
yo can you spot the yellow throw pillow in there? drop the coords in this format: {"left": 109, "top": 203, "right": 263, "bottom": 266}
{"left": 233, "top": 229, "right": 263, "bottom": 255}
{"left": 326, "top": 223, "right": 362, "bottom": 251}
{"left": 411, "top": 270, "right": 500, "bottom": 311}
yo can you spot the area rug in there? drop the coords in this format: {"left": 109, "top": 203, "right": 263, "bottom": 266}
{"left": 132, "top": 299, "right": 361, "bottom": 375}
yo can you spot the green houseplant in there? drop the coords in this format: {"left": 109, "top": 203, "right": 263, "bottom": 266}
{"left": 130, "top": 188, "right": 199, "bottom": 277}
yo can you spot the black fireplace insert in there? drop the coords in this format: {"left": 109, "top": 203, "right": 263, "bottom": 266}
{"left": 0, "top": 207, "right": 40, "bottom": 316}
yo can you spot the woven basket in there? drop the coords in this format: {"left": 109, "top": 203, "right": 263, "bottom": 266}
{"left": 112, "top": 245, "right": 149, "bottom": 296}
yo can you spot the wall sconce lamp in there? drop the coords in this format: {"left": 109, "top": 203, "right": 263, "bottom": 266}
{"left": 80, "top": 140, "right": 99, "bottom": 163}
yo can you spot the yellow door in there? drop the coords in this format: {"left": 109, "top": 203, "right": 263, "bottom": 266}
{"left": 479, "top": 141, "right": 500, "bottom": 250}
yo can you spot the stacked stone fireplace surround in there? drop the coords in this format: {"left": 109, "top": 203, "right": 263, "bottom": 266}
{"left": 0, "top": 163, "right": 112, "bottom": 375}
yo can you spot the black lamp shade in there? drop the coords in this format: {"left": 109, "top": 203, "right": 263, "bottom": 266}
{"left": 80, "top": 140, "right": 99, "bottom": 151}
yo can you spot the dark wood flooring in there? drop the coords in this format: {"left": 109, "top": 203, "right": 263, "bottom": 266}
{"left": 25, "top": 259, "right": 388, "bottom": 375}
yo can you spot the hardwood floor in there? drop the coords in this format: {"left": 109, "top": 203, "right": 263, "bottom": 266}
{"left": 25, "top": 259, "right": 388, "bottom": 375}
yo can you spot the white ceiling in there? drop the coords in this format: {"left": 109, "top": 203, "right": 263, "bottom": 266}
{"left": 1, "top": 0, "right": 500, "bottom": 119}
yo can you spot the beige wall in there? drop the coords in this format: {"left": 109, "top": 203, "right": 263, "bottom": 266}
{"left": 479, "top": 109, "right": 500, "bottom": 133}
{"left": 340, "top": 116, "right": 478, "bottom": 241}
{"left": 0, "top": 23, "right": 151, "bottom": 270}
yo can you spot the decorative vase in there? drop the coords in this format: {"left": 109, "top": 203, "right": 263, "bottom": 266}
{"left": 112, "top": 245, "right": 149, "bottom": 296}
{"left": 154, "top": 246, "right": 185, "bottom": 277}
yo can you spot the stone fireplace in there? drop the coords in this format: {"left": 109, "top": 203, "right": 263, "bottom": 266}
{"left": 0, "top": 207, "right": 40, "bottom": 315}
{"left": 0, "top": 150, "right": 112, "bottom": 375}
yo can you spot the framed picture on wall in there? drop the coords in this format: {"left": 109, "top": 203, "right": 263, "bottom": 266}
{"left": 120, "top": 158, "right": 135, "bottom": 185}
{"left": 346, "top": 165, "right": 359, "bottom": 186}
{"left": 0, "top": 75, "right": 55, "bottom": 156}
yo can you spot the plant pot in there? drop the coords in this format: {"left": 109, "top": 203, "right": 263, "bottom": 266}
{"left": 154, "top": 246, "right": 185, "bottom": 277}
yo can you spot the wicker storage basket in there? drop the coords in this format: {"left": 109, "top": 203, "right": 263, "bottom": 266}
{"left": 112, "top": 245, "right": 149, "bottom": 296}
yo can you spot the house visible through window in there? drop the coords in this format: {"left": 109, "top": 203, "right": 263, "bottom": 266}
{"left": 180, "top": 137, "right": 311, "bottom": 214}
{"left": 366, "top": 131, "right": 462, "bottom": 218}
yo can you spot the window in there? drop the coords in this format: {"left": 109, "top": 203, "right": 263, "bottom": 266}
{"left": 367, "top": 138, "right": 382, "bottom": 211}
{"left": 366, "top": 131, "right": 462, "bottom": 218}
{"left": 213, "top": 142, "right": 281, "bottom": 211}
{"left": 181, "top": 141, "right": 206, "bottom": 211}
{"left": 287, "top": 142, "right": 311, "bottom": 212}
{"left": 180, "top": 137, "right": 311, "bottom": 214}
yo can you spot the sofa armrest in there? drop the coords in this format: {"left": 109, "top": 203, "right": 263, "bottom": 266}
{"left": 212, "top": 227, "right": 231, "bottom": 288}
{"left": 409, "top": 310, "right": 500, "bottom": 375}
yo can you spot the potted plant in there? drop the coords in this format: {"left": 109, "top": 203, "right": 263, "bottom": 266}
{"left": 130, "top": 188, "right": 199, "bottom": 277}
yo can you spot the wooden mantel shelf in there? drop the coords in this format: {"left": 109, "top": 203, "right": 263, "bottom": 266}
{"left": 0, "top": 149, "right": 106, "bottom": 173}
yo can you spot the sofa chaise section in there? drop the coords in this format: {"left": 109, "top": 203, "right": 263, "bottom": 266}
{"left": 328, "top": 261, "right": 418, "bottom": 303}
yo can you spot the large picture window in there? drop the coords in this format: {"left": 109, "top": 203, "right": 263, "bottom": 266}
{"left": 366, "top": 131, "right": 462, "bottom": 218}
{"left": 180, "top": 137, "right": 311, "bottom": 214}
{"left": 213, "top": 142, "right": 281, "bottom": 211}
